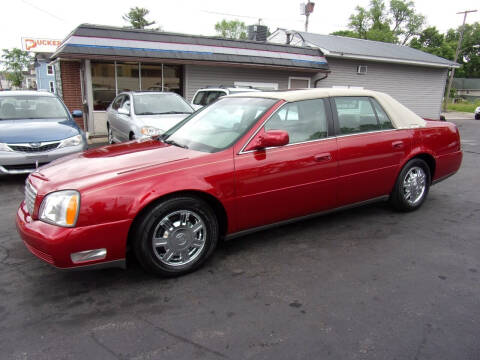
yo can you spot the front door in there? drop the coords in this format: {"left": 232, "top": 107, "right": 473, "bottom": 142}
{"left": 233, "top": 98, "right": 338, "bottom": 232}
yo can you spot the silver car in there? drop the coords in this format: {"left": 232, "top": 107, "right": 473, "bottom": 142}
{"left": 106, "top": 92, "right": 194, "bottom": 143}
{"left": 0, "top": 91, "right": 87, "bottom": 175}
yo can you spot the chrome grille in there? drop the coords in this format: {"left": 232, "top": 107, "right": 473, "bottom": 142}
{"left": 8, "top": 142, "right": 60, "bottom": 153}
{"left": 25, "top": 181, "right": 37, "bottom": 215}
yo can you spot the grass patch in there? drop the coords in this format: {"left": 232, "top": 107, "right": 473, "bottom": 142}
{"left": 447, "top": 101, "right": 480, "bottom": 113}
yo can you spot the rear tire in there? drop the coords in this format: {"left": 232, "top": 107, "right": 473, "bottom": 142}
{"left": 390, "top": 158, "right": 431, "bottom": 212}
{"left": 133, "top": 197, "right": 219, "bottom": 277}
{"left": 475, "top": 114, "right": 480, "bottom": 120}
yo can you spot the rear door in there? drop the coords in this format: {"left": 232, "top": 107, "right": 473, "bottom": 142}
{"left": 233, "top": 98, "right": 338, "bottom": 231}
{"left": 332, "top": 96, "right": 413, "bottom": 206}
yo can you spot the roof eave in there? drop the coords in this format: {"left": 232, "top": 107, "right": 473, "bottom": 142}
{"left": 320, "top": 51, "right": 459, "bottom": 69}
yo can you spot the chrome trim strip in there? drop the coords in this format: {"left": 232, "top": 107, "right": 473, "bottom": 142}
{"left": 335, "top": 128, "right": 399, "bottom": 138}
{"left": 58, "top": 259, "right": 126, "bottom": 271}
{"left": 225, "top": 195, "right": 389, "bottom": 240}
{"left": 7, "top": 140, "right": 60, "bottom": 147}
{"left": 0, "top": 165, "right": 35, "bottom": 175}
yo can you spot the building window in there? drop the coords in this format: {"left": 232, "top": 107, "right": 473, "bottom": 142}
{"left": 47, "top": 65, "right": 54, "bottom": 75}
{"left": 288, "top": 77, "right": 311, "bottom": 89}
{"left": 91, "top": 62, "right": 116, "bottom": 111}
{"left": 49, "top": 81, "right": 55, "bottom": 93}
{"left": 91, "top": 61, "right": 184, "bottom": 111}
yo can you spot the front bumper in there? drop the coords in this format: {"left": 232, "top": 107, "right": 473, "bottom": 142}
{"left": 0, "top": 143, "right": 86, "bottom": 174}
{"left": 16, "top": 201, "right": 130, "bottom": 270}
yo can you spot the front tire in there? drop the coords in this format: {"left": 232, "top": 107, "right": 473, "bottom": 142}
{"left": 133, "top": 197, "right": 219, "bottom": 277}
{"left": 107, "top": 124, "right": 115, "bottom": 144}
{"left": 390, "top": 158, "right": 431, "bottom": 212}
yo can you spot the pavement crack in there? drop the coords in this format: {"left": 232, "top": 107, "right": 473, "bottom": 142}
{"left": 140, "top": 316, "right": 229, "bottom": 359}
{"left": 463, "top": 150, "right": 480, "bottom": 155}
{"left": 90, "top": 332, "right": 123, "bottom": 360}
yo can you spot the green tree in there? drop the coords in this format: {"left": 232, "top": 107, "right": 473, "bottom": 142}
{"left": 446, "top": 23, "right": 480, "bottom": 78}
{"left": 332, "top": 0, "right": 424, "bottom": 44}
{"left": 409, "top": 26, "right": 455, "bottom": 59}
{"left": 122, "top": 7, "right": 156, "bottom": 29}
{"left": 410, "top": 23, "right": 480, "bottom": 78}
{"left": 214, "top": 19, "right": 247, "bottom": 40}
{"left": 1, "top": 48, "right": 32, "bottom": 88}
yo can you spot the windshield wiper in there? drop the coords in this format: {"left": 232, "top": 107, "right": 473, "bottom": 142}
{"left": 157, "top": 111, "right": 192, "bottom": 115}
{"left": 163, "top": 139, "right": 188, "bottom": 149}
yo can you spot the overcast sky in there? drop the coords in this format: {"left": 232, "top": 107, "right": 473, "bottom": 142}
{"left": 1, "top": 0, "right": 479, "bottom": 49}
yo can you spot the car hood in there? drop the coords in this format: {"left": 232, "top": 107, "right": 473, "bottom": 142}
{"left": 0, "top": 118, "right": 79, "bottom": 143}
{"left": 30, "top": 139, "right": 207, "bottom": 193}
{"left": 138, "top": 113, "right": 191, "bottom": 133}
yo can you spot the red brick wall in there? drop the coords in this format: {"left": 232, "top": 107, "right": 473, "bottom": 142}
{"left": 59, "top": 61, "right": 85, "bottom": 130}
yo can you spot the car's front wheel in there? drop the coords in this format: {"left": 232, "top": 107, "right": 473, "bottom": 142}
{"left": 133, "top": 196, "right": 219, "bottom": 276}
{"left": 390, "top": 158, "right": 431, "bottom": 212}
{"left": 475, "top": 114, "right": 480, "bottom": 120}
{"left": 107, "top": 124, "right": 115, "bottom": 144}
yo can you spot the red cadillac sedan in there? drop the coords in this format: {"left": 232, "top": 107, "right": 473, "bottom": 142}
{"left": 17, "top": 89, "right": 462, "bottom": 276}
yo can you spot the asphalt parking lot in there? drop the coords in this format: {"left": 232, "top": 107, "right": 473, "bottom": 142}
{"left": 1, "top": 119, "right": 479, "bottom": 360}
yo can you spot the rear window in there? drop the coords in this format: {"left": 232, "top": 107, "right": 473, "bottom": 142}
{"left": 0, "top": 95, "right": 68, "bottom": 120}
{"left": 193, "top": 91, "right": 227, "bottom": 106}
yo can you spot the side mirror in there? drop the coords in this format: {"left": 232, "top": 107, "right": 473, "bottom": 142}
{"left": 245, "top": 130, "right": 289, "bottom": 151}
{"left": 118, "top": 107, "right": 130, "bottom": 116}
{"left": 71, "top": 110, "right": 83, "bottom": 118}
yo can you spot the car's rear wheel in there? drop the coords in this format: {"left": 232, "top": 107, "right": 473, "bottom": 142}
{"left": 390, "top": 158, "right": 431, "bottom": 212}
{"left": 107, "top": 124, "right": 115, "bottom": 144}
{"left": 475, "top": 114, "right": 480, "bottom": 120}
{"left": 133, "top": 197, "right": 219, "bottom": 276}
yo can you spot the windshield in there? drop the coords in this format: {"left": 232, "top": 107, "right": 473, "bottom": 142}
{"left": 0, "top": 95, "right": 68, "bottom": 120}
{"left": 133, "top": 93, "right": 193, "bottom": 115}
{"left": 163, "top": 97, "right": 277, "bottom": 153}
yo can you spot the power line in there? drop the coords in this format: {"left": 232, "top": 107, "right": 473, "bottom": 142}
{"left": 20, "top": 0, "right": 67, "bottom": 23}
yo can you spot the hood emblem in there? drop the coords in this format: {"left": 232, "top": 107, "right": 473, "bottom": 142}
{"left": 29, "top": 142, "right": 42, "bottom": 148}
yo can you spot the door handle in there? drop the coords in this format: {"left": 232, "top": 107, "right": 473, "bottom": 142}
{"left": 392, "top": 141, "right": 404, "bottom": 149}
{"left": 314, "top": 153, "right": 332, "bottom": 162}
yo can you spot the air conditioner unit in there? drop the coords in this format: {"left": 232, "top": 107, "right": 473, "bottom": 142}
{"left": 357, "top": 65, "right": 368, "bottom": 75}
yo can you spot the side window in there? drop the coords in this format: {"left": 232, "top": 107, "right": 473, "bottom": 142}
{"left": 371, "top": 98, "right": 394, "bottom": 129}
{"left": 193, "top": 91, "right": 206, "bottom": 106}
{"left": 265, "top": 99, "right": 328, "bottom": 144}
{"left": 334, "top": 97, "right": 380, "bottom": 134}
{"left": 112, "top": 95, "right": 124, "bottom": 110}
{"left": 120, "top": 96, "right": 131, "bottom": 114}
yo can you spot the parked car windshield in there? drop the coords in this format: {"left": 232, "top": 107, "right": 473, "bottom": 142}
{"left": 162, "top": 97, "right": 277, "bottom": 153}
{"left": 133, "top": 93, "right": 193, "bottom": 115}
{"left": 0, "top": 95, "right": 68, "bottom": 120}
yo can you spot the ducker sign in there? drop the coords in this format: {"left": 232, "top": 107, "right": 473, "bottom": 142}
{"left": 21, "top": 38, "right": 62, "bottom": 53}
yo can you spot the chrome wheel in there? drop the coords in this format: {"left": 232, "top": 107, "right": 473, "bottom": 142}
{"left": 402, "top": 166, "right": 426, "bottom": 206}
{"left": 108, "top": 126, "right": 114, "bottom": 144}
{"left": 152, "top": 210, "right": 206, "bottom": 267}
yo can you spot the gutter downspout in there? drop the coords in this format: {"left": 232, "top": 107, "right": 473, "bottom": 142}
{"left": 314, "top": 73, "right": 329, "bottom": 87}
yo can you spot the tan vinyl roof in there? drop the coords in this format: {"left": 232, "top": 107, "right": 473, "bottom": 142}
{"left": 227, "top": 88, "right": 426, "bottom": 129}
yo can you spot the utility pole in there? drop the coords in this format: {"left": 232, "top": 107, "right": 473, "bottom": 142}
{"left": 443, "top": 9, "right": 477, "bottom": 113}
{"left": 301, "top": 1, "right": 315, "bottom": 32}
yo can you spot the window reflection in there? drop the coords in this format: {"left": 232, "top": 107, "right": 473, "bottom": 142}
{"left": 91, "top": 62, "right": 115, "bottom": 111}
{"left": 117, "top": 63, "right": 140, "bottom": 93}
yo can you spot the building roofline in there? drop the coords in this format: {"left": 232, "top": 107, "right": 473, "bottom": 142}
{"left": 269, "top": 29, "right": 459, "bottom": 69}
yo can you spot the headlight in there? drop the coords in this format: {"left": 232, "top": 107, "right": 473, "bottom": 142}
{"left": 39, "top": 190, "right": 80, "bottom": 227}
{"left": 58, "top": 134, "right": 83, "bottom": 148}
{"left": 141, "top": 126, "right": 164, "bottom": 137}
{"left": 0, "top": 143, "right": 12, "bottom": 152}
